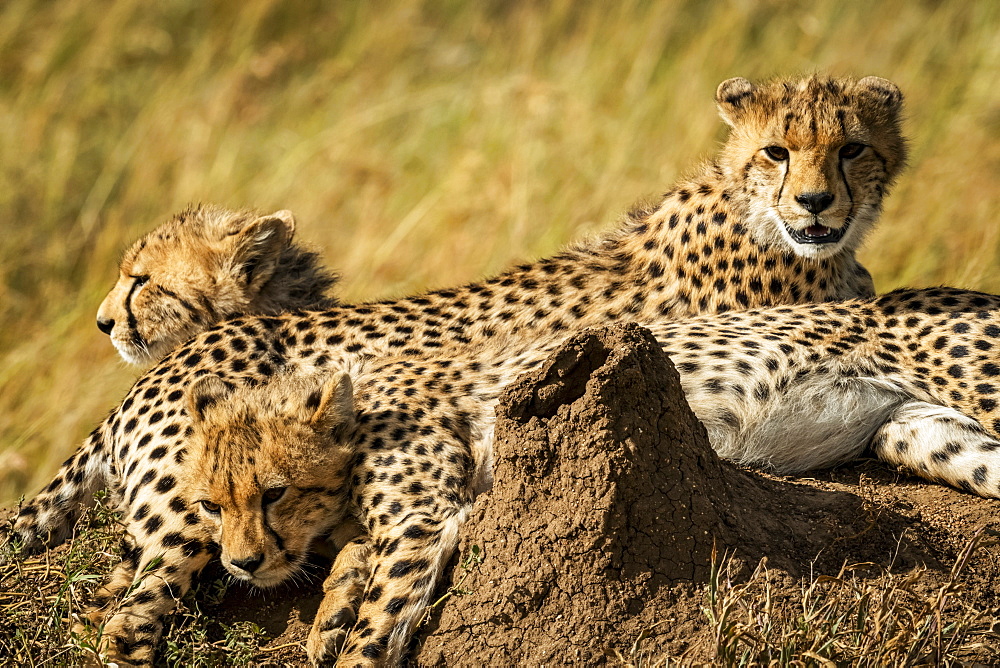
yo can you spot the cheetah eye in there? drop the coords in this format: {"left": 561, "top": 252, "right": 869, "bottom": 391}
{"left": 262, "top": 487, "right": 287, "bottom": 506}
{"left": 839, "top": 142, "right": 865, "bottom": 159}
{"left": 763, "top": 146, "right": 789, "bottom": 162}
{"left": 132, "top": 275, "right": 149, "bottom": 287}
{"left": 200, "top": 500, "right": 221, "bottom": 515}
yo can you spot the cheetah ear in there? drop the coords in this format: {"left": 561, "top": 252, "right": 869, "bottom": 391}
{"left": 187, "top": 375, "right": 233, "bottom": 423}
{"left": 716, "top": 77, "right": 756, "bottom": 127}
{"left": 856, "top": 76, "right": 904, "bottom": 116}
{"left": 305, "top": 372, "right": 355, "bottom": 434}
{"left": 228, "top": 210, "right": 296, "bottom": 290}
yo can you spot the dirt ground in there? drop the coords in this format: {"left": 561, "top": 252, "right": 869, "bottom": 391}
{"left": 6, "top": 324, "right": 1000, "bottom": 665}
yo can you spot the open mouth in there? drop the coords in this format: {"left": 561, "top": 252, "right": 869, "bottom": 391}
{"left": 784, "top": 221, "right": 849, "bottom": 245}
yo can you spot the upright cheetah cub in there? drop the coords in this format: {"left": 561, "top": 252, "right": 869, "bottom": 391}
{"left": 97, "top": 205, "right": 338, "bottom": 365}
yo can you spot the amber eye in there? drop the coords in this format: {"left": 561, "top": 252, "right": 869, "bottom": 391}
{"left": 839, "top": 143, "right": 865, "bottom": 159}
{"left": 200, "top": 500, "right": 221, "bottom": 515}
{"left": 262, "top": 487, "right": 287, "bottom": 505}
{"left": 763, "top": 146, "right": 789, "bottom": 161}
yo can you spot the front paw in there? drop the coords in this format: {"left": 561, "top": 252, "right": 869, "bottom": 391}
{"left": 1, "top": 515, "right": 47, "bottom": 560}
{"left": 72, "top": 610, "right": 159, "bottom": 667}
{"left": 307, "top": 605, "right": 356, "bottom": 666}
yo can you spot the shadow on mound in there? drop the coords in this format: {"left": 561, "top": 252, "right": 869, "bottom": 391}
{"left": 415, "top": 323, "right": 941, "bottom": 664}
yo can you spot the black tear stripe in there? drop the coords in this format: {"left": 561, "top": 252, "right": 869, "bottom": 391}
{"left": 264, "top": 515, "right": 286, "bottom": 553}
{"left": 837, "top": 157, "right": 855, "bottom": 222}
{"left": 775, "top": 158, "right": 788, "bottom": 208}
{"left": 125, "top": 276, "right": 147, "bottom": 345}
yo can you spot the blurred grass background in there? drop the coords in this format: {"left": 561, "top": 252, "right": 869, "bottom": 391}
{"left": 0, "top": 0, "right": 998, "bottom": 506}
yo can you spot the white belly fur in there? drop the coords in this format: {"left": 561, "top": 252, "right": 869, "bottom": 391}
{"left": 682, "top": 373, "right": 909, "bottom": 473}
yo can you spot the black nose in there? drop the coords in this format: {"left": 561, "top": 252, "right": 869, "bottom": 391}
{"left": 230, "top": 554, "right": 265, "bottom": 575}
{"left": 97, "top": 317, "right": 115, "bottom": 335}
{"left": 795, "top": 192, "right": 835, "bottom": 214}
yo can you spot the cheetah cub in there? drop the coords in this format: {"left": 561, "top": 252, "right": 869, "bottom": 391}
{"left": 177, "top": 368, "right": 493, "bottom": 666}
{"left": 97, "top": 205, "right": 338, "bottom": 365}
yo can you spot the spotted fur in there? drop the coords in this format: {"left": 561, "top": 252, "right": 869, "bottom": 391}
{"left": 29, "top": 288, "right": 1000, "bottom": 663}
{"left": 97, "top": 205, "right": 338, "bottom": 365}
{"left": 6, "top": 74, "right": 911, "bottom": 665}
{"left": 176, "top": 370, "right": 498, "bottom": 666}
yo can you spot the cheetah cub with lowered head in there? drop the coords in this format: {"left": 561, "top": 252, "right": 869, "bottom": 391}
{"left": 97, "top": 205, "right": 338, "bottom": 365}
{"left": 179, "top": 367, "right": 495, "bottom": 666}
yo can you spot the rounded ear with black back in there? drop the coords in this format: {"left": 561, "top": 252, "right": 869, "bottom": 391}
{"left": 302, "top": 372, "right": 356, "bottom": 436}
{"left": 227, "top": 210, "right": 297, "bottom": 290}
{"left": 856, "top": 76, "right": 904, "bottom": 117}
{"left": 715, "top": 77, "right": 756, "bottom": 128}
{"left": 187, "top": 375, "right": 233, "bottom": 423}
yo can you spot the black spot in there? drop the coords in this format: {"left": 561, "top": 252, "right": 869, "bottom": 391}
{"left": 161, "top": 532, "right": 186, "bottom": 548}
{"left": 155, "top": 475, "right": 177, "bottom": 494}
{"left": 361, "top": 644, "right": 383, "bottom": 659}
{"left": 133, "top": 504, "right": 150, "bottom": 521}
{"left": 182, "top": 537, "right": 204, "bottom": 557}
{"left": 133, "top": 591, "right": 156, "bottom": 605}
{"left": 388, "top": 559, "right": 429, "bottom": 578}
{"left": 144, "top": 515, "right": 163, "bottom": 534}
{"left": 384, "top": 596, "right": 408, "bottom": 615}
{"left": 403, "top": 524, "right": 427, "bottom": 539}
{"left": 973, "top": 465, "right": 988, "bottom": 485}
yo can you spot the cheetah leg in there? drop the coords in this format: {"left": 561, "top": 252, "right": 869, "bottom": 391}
{"left": 338, "top": 508, "right": 468, "bottom": 666}
{"left": 75, "top": 523, "right": 214, "bottom": 666}
{"left": 4, "top": 429, "right": 111, "bottom": 557}
{"left": 871, "top": 401, "right": 1000, "bottom": 498}
{"left": 73, "top": 536, "right": 143, "bottom": 632}
{"left": 307, "top": 522, "right": 373, "bottom": 666}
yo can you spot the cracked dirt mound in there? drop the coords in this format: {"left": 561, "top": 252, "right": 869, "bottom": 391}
{"left": 416, "top": 323, "right": 735, "bottom": 663}
{"left": 413, "top": 323, "right": 1000, "bottom": 664}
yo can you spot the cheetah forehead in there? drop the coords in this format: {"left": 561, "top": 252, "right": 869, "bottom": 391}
{"left": 186, "top": 377, "right": 355, "bottom": 500}
{"left": 121, "top": 204, "right": 262, "bottom": 268}
{"left": 727, "top": 75, "right": 902, "bottom": 146}
{"left": 188, "top": 423, "right": 307, "bottom": 504}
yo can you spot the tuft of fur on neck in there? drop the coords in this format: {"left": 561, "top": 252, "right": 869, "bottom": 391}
{"left": 257, "top": 243, "right": 340, "bottom": 313}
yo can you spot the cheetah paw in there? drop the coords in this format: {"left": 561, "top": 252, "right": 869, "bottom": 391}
{"left": 307, "top": 605, "right": 356, "bottom": 666}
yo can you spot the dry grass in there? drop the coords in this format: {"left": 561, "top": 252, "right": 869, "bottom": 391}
{"left": 1, "top": 0, "right": 999, "bottom": 505}
{"left": 0, "top": 494, "right": 273, "bottom": 666}
{"left": 697, "top": 533, "right": 1000, "bottom": 666}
